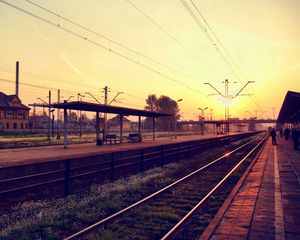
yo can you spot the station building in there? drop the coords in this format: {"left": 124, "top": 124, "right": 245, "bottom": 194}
{"left": 0, "top": 92, "right": 30, "bottom": 132}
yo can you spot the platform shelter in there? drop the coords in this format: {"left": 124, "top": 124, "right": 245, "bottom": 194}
{"left": 51, "top": 101, "right": 173, "bottom": 148}
{"left": 277, "top": 90, "right": 300, "bottom": 150}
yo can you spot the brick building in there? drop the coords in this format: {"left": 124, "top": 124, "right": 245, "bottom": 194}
{"left": 0, "top": 92, "right": 30, "bottom": 132}
{"left": 107, "top": 115, "right": 131, "bottom": 131}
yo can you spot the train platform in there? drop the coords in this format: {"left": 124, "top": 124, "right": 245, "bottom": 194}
{"left": 201, "top": 136, "right": 300, "bottom": 239}
{"left": 0, "top": 133, "right": 241, "bottom": 168}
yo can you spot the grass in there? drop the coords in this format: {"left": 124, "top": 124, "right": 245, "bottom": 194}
{"left": 0, "top": 164, "right": 179, "bottom": 240}
{"left": 0, "top": 135, "right": 257, "bottom": 239}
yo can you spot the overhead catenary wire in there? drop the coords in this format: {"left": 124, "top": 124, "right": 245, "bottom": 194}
{"left": 23, "top": 0, "right": 205, "bottom": 84}
{"left": 1, "top": 78, "right": 76, "bottom": 94}
{"left": 0, "top": 66, "right": 152, "bottom": 105}
{"left": 0, "top": 0, "right": 206, "bottom": 98}
{"left": 0, "top": 67, "right": 101, "bottom": 91}
{"left": 125, "top": 0, "right": 193, "bottom": 55}
{"left": 189, "top": 0, "right": 263, "bottom": 111}
{"left": 182, "top": 0, "right": 263, "bottom": 111}
{"left": 1, "top": 78, "right": 148, "bottom": 110}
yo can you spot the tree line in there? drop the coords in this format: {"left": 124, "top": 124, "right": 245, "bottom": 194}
{"left": 144, "top": 94, "right": 180, "bottom": 131}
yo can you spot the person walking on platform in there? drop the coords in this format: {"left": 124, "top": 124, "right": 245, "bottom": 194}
{"left": 280, "top": 128, "right": 283, "bottom": 137}
{"left": 270, "top": 128, "right": 277, "bottom": 145}
{"left": 284, "top": 128, "right": 291, "bottom": 140}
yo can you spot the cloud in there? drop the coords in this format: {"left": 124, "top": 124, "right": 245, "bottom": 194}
{"left": 60, "top": 53, "right": 83, "bottom": 76}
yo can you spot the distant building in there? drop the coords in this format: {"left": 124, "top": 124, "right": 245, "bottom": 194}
{"left": 0, "top": 92, "right": 30, "bottom": 132}
{"left": 29, "top": 113, "right": 49, "bottom": 130}
{"left": 107, "top": 115, "right": 131, "bottom": 131}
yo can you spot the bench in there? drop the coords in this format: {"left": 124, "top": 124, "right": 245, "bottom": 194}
{"left": 104, "top": 134, "right": 119, "bottom": 144}
{"left": 128, "top": 133, "right": 142, "bottom": 143}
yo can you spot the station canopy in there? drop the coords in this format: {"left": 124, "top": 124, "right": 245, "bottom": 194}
{"left": 277, "top": 91, "right": 300, "bottom": 123}
{"left": 51, "top": 101, "right": 173, "bottom": 118}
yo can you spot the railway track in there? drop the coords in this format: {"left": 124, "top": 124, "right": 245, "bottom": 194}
{"left": 64, "top": 133, "right": 267, "bottom": 240}
{"left": 0, "top": 132, "right": 260, "bottom": 210}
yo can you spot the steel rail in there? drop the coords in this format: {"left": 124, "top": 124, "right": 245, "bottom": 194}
{"left": 0, "top": 133, "right": 259, "bottom": 198}
{"left": 161, "top": 135, "right": 267, "bottom": 240}
{"left": 64, "top": 133, "right": 265, "bottom": 240}
{"left": 0, "top": 137, "right": 224, "bottom": 185}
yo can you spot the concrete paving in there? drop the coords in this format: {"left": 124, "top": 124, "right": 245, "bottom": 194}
{"left": 0, "top": 134, "right": 227, "bottom": 168}
{"left": 200, "top": 136, "right": 300, "bottom": 240}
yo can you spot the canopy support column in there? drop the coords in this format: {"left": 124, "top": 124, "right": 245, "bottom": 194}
{"left": 138, "top": 116, "right": 141, "bottom": 137}
{"left": 96, "top": 112, "right": 100, "bottom": 145}
{"left": 120, "top": 114, "right": 123, "bottom": 143}
{"left": 174, "top": 115, "right": 177, "bottom": 139}
{"left": 63, "top": 106, "right": 68, "bottom": 149}
{"left": 152, "top": 117, "right": 156, "bottom": 140}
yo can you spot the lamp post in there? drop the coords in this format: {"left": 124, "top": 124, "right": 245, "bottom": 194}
{"left": 63, "top": 96, "right": 74, "bottom": 135}
{"left": 175, "top": 99, "right": 183, "bottom": 139}
{"left": 66, "top": 96, "right": 74, "bottom": 102}
{"left": 198, "top": 107, "right": 208, "bottom": 135}
{"left": 50, "top": 109, "right": 55, "bottom": 139}
{"left": 77, "top": 93, "right": 85, "bottom": 137}
{"left": 37, "top": 97, "right": 50, "bottom": 139}
{"left": 37, "top": 97, "right": 47, "bottom": 115}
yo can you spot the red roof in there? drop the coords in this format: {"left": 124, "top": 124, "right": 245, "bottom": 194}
{"left": 0, "top": 92, "right": 30, "bottom": 110}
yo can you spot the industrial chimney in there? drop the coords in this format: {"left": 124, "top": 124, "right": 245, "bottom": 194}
{"left": 16, "top": 61, "right": 19, "bottom": 97}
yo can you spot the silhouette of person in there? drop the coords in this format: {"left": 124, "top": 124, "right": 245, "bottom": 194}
{"left": 284, "top": 128, "right": 291, "bottom": 141}
{"left": 270, "top": 128, "right": 277, "bottom": 145}
{"left": 280, "top": 128, "right": 283, "bottom": 137}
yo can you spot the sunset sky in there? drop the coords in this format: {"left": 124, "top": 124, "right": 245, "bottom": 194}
{"left": 1, "top": 0, "right": 300, "bottom": 120}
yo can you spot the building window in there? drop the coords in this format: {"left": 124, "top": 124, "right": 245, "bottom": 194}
{"left": 21, "top": 123, "right": 24, "bottom": 129}
{"left": 6, "top": 123, "right": 9, "bottom": 129}
{"left": 13, "top": 123, "right": 17, "bottom": 129}
{"left": 18, "top": 113, "right": 26, "bottom": 119}
{"left": 25, "top": 123, "right": 28, "bottom": 129}
{"left": 7, "top": 112, "right": 14, "bottom": 118}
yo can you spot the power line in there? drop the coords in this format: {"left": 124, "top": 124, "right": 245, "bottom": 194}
{"left": 1, "top": 78, "right": 163, "bottom": 110}
{"left": 0, "top": 67, "right": 101, "bottom": 90}
{"left": 123, "top": 93, "right": 145, "bottom": 101}
{"left": 0, "top": 0, "right": 206, "bottom": 97}
{"left": 180, "top": 0, "right": 236, "bottom": 77}
{"left": 23, "top": 0, "right": 205, "bottom": 84}
{"left": 0, "top": 66, "right": 148, "bottom": 102}
{"left": 180, "top": 0, "right": 263, "bottom": 111}
{"left": 188, "top": 0, "right": 263, "bottom": 111}
{"left": 0, "top": 78, "right": 76, "bottom": 94}
{"left": 125, "top": 0, "right": 192, "bottom": 54}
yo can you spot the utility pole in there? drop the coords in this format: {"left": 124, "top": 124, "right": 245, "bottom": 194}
{"left": 51, "top": 109, "right": 55, "bottom": 138}
{"left": 210, "top": 108, "right": 213, "bottom": 121}
{"left": 57, "top": 89, "right": 60, "bottom": 139}
{"left": 204, "top": 80, "right": 254, "bottom": 135}
{"left": 104, "top": 86, "right": 108, "bottom": 105}
{"left": 224, "top": 79, "right": 229, "bottom": 134}
{"left": 272, "top": 107, "right": 275, "bottom": 120}
{"left": 32, "top": 105, "right": 36, "bottom": 133}
{"left": 103, "top": 86, "right": 109, "bottom": 140}
{"left": 48, "top": 90, "right": 51, "bottom": 140}
{"left": 198, "top": 107, "right": 208, "bottom": 135}
{"left": 77, "top": 93, "right": 84, "bottom": 137}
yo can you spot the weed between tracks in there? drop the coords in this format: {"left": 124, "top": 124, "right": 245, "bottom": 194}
{"left": 0, "top": 136, "right": 258, "bottom": 240}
